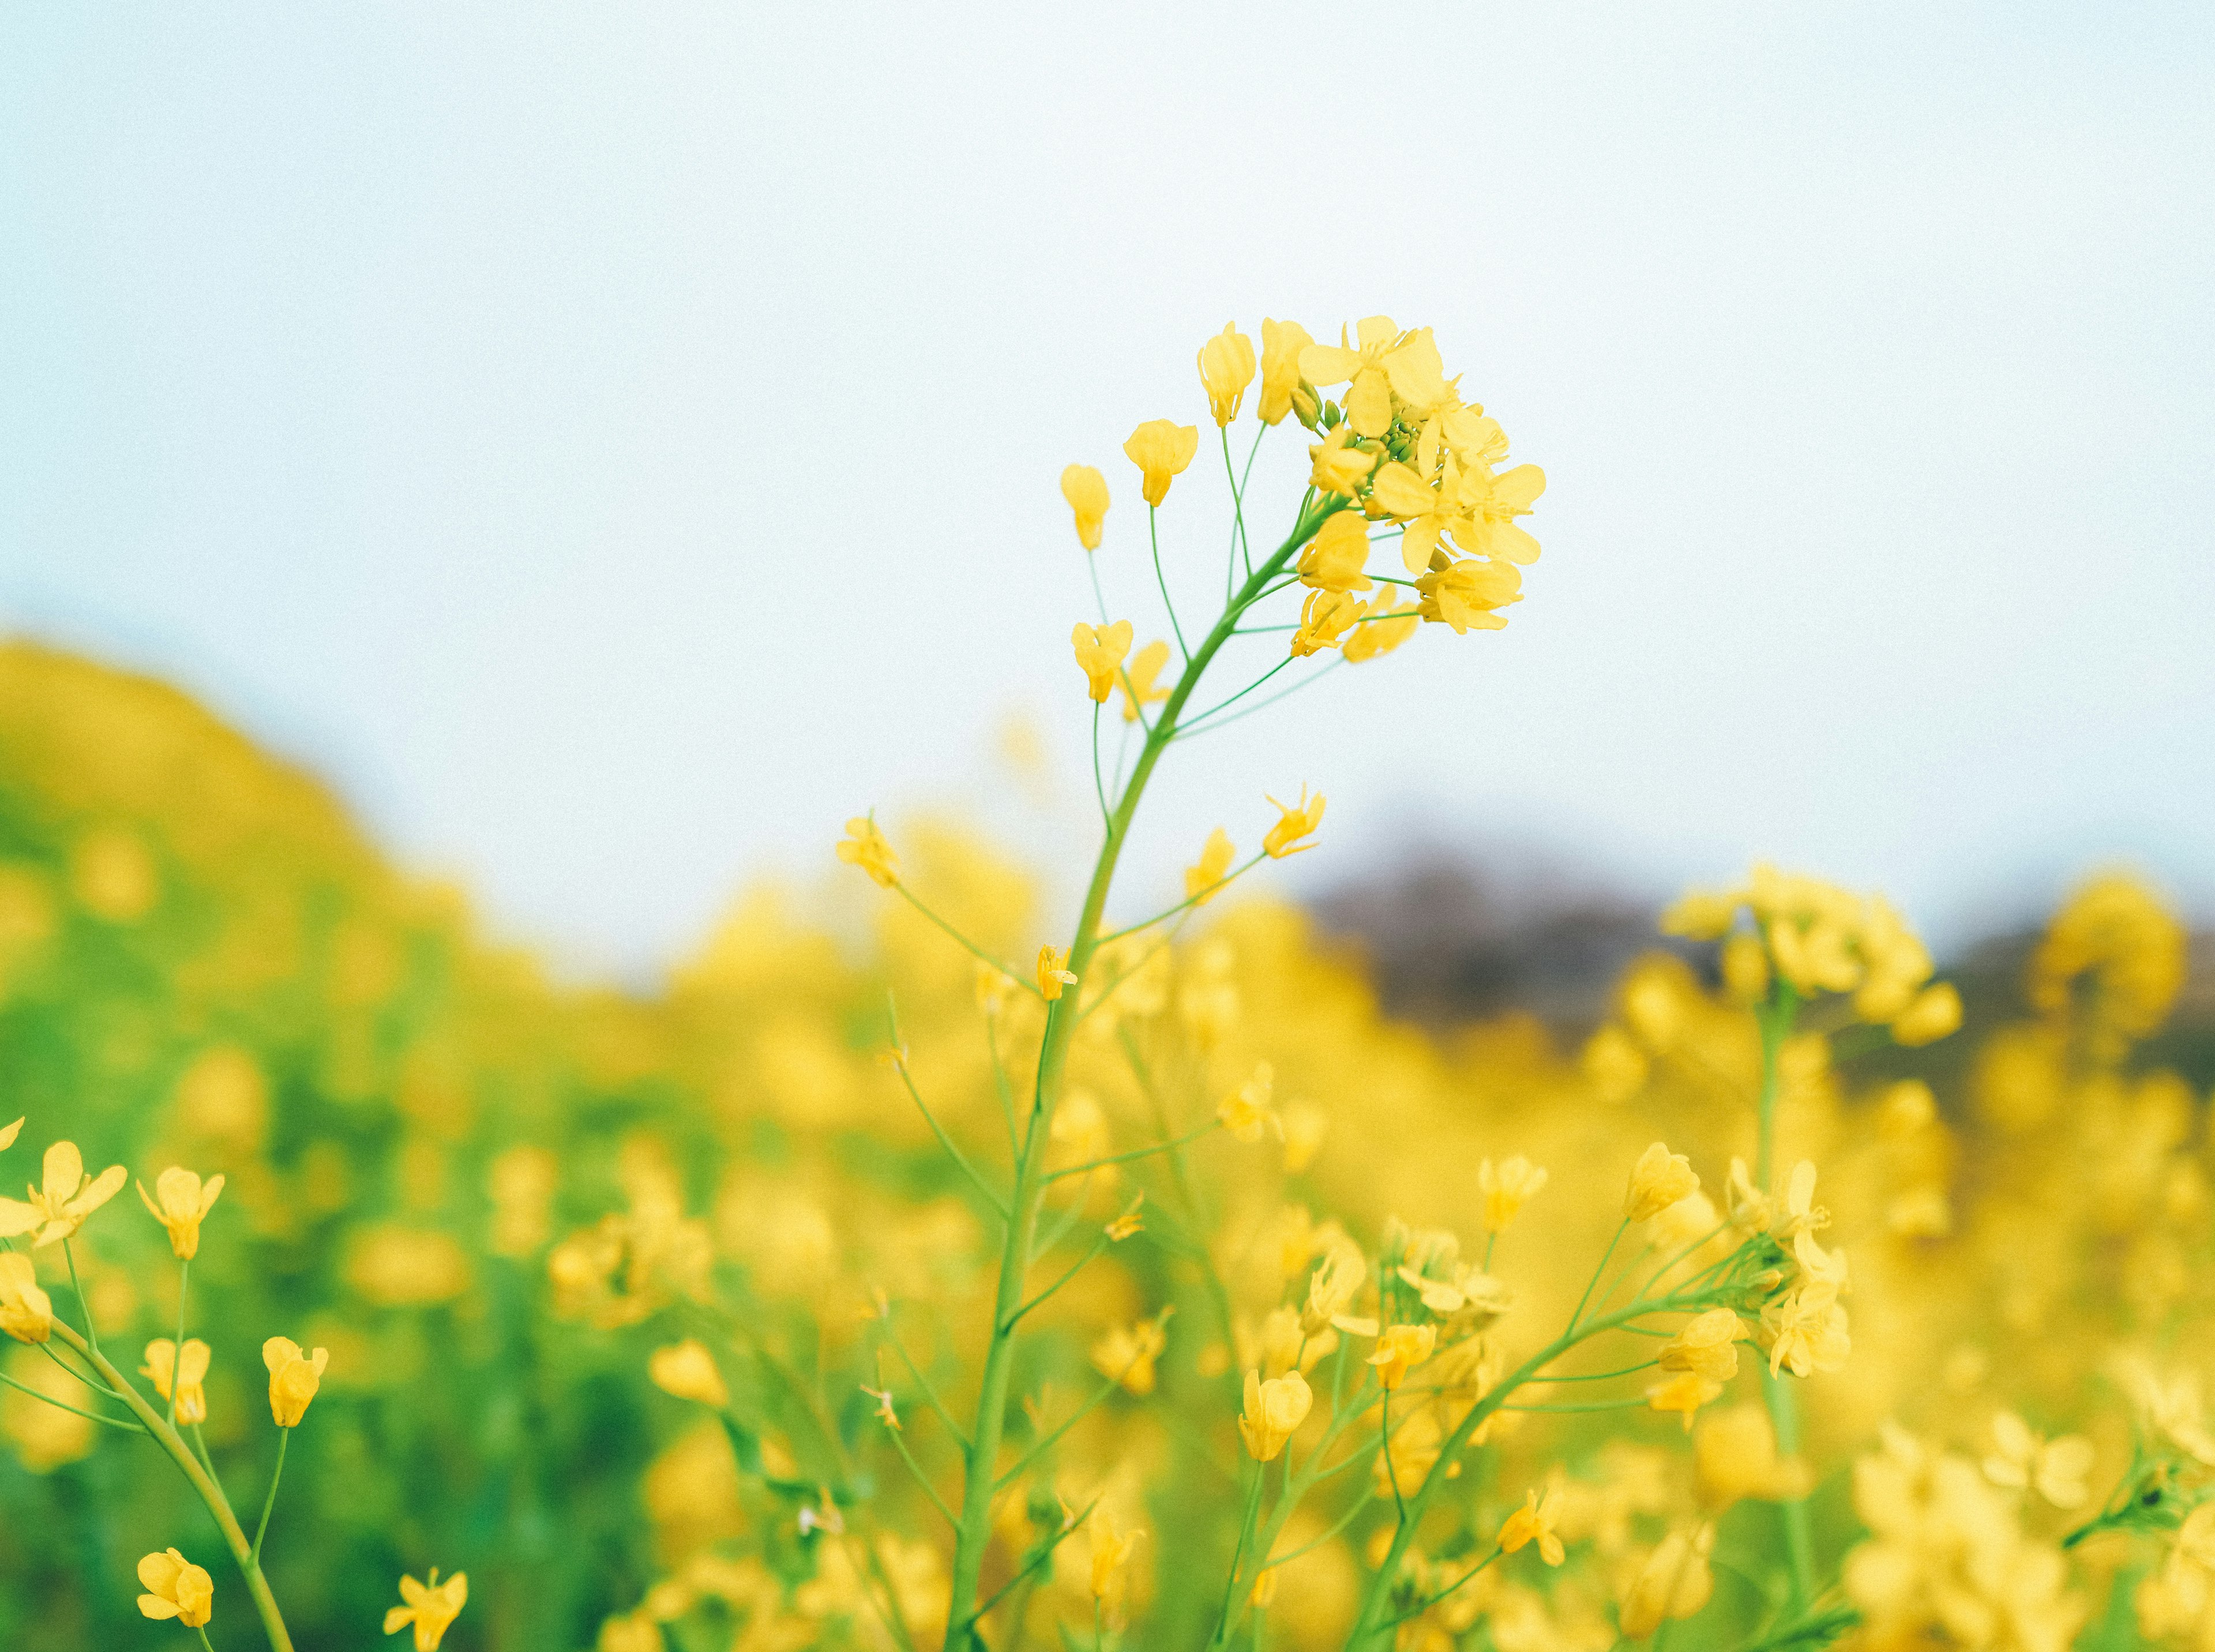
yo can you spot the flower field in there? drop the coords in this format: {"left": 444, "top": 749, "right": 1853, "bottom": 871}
{"left": 1, "top": 319, "right": 2210, "bottom": 1652}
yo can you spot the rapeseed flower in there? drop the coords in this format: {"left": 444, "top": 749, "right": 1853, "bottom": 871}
{"left": 1341, "top": 587, "right": 1416, "bottom": 663}
{"left": 1122, "top": 419, "right": 1198, "bottom": 506}
{"left": 1196, "top": 323, "right": 1255, "bottom": 426}
{"left": 0, "top": 1140, "right": 127, "bottom": 1246}
{"left": 1218, "top": 1062, "right": 1277, "bottom": 1142}
{"left": 142, "top": 1339, "right": 211, "bottom": 1425}
{"left": 1478, "top": 1156, "right": 1548, "bottom": 1235}
{"left": 1295, "top": 511, "right": 1373, "bottom": 593}
{"left": 1059, "top": 464, "right": 1109, "bottom": 550}
{"left": 1290, "top": 589, "right": 1365, "bottom": 658}
{"left": 1262, "top": 788, "right": 1324, "bottom": 858}
{"left": 0, "top": 1253, "right": 52, "bottom": 1344}
{"left": 137, "top": 1167, "right": 224, "bottom": 1261}
{"left": 1256, "top": 318, "right": 1312, "bottom": 425}
{"left": 263, "top": 1336, "right": 329, "bottom": 1428}
{"left": 1071, "top": 620, "right": 1134, "bottom": 703}
{"left": 1497, "top": 1490, "right": 1565, "bottom": 1566}
{"left": 1624, "top": 1143, "right": 1699, "bottom": 1221}
{"left": 1366, "top": 1323, "right": 1435, "bottom": 1390}
{"left": 835, "top": 817, "right": 899, "bottom": 888}
{"left": 1088, "top": 1508, "right": 1143, "bottom": 1600}
{"left": 136, "top": 1548, "right": 213, "bottom": 1627}
{"left": 648, "top": 1341, "right": 729, "bottom": 1409}
{"left": 1092, "top": 1312, "right": 1170, "bottom": 1395}
{"left": 1618, "top": 1525, "right": 1714, "bottom": 1636}
{"left": 1184, "top": 828, "right": 1234, "bottom": 904}
{"left": 1117, "top": 638, "right": 1172, "bottom": 723}
{"left": 1413, "top": 556, "right": 1519, "bottom": 634}
{"left": 384, "top": 1569, "right": 468, "bottom": 1650}
{"left": 1307, "top": 428, "right": 1375, "bottom": 497}
{"left": 1237, "top": 1368, "right": 1312, "bottom": 1460}
{"left": 1036, "top": 945, "right": 1077, "bottom": 1001}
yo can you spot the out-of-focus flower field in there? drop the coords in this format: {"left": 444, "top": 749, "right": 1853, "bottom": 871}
{"left": 2, "top": 634, "right": 2212, "bottom": 1652}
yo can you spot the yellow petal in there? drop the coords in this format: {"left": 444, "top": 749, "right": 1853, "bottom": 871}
{"left": 1345, "top": 369, "right": 1392, "bottom": 439}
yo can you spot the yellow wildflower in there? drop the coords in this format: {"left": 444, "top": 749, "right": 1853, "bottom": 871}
{"left": 1219, "top": 1062, "right": 1279, "bottom": 1142}
{"left": 0, "top": 1253, "right": 52, "bottom": 1344}
{"left": 1341, "top": 586, "right": 1416, "bottom": 663}
{"left": 0, "top": 1118, "right": 19, "bottom": 1152}
{"left": 1037, "top": 945, "right": 1078, "bottom": 1001}
{"left": 384, "top": 1568, "right": 468, "bottom": 1650}
{"left": 648, "top": 1340, "right": 729, "bottom": 1409}
{"left": 1984, "top": 1411, "right": 2093, "bottom": 1508}
{"left": 1184, "top": 827, "right": 1235, "bottom": 906}
{"left": 1891, "top": 982, "right": 1961, "bottom": 1046}
{"left": 1658, "top": 1309, "right": 1743, "bottom": 1383}
{"left": 1307, "top": 429, "right": 1375, "bottom": 497}
{"left": 861, "top": 1383, "right": 900, "bottom": 1430}
{"left": 137, "top": 1167, "right": 225, "bottom": 1261}
{"left": 1122, "top": 418, "right": 1199, "bottom": 506}
{"left": 1413, "top": 556, "right": 1520, "bottom": 633}
{"left": 1647, "top": 1371, "right": 1725, "bottom": 1430}
{"left": 1105, "top": 1193, "right": 1146, "bottom": 1241}
{"left": 1090, "top": 1508, "right": 1144, "bottom": 1600}
{"left": 137, "top": 1548, "right": 214, "bottom": 1627}
{"left": 0, "top": 1140, "right": 128, "bottom": 1247}
{"left": 1298, "top": 318, "right": 1448, "bottom": 438}
{"left": 1618, "top": 1525, "right": 1715, "bottom": 1637}
{"left": 1296, "top": 510, "right": 1374, "bottom": 593}
{"left": 1290, "top": 589, "right": 1366, "bottom": 658}
{"left": 1582, "top": 1025, "right": 1647, "bottom": 1101}
{"left": 1091, "top": 1311, "right": 1170, "bottom": 1395}
{"left": 835, "top": 817, "right": 899, "bottom": 888}
{"left": 1238, "top": 1367, "right": 1313, "bottom": 1460}
{"left": 1455, "top": 463, "right": 1546, "bottom": 565}
{"left": 1197, "top": 323, "right": 1256, "bottom": 426}
{"left": 142, "top": 1339, "right": 211, "bottom": 1425}
{"left": 1301, "top": 1241, "right": 1366, "bottom": 1336}
{"left": 262, "top": 1336, "right": 329, "bottom": 1428}
{"left": 1624, "top": 1143, "right": 1699, "bottom": 1222}
{"left": 1071, "top": 620, "right": 1135, "bottom": 703}
{"left": 1759, "top": 1286, "right": 1849, "bottom": 1379}
{"left": 1262, "top": 787, "right": 1326, "bottom": 858}
{"left": 1118, "top": 639, "right": 1172, "bottom": 723}
{"left": 1662, "top": 888, "right": 1740, "bottom": 940}
{"left": 1478, "top": 1156, "right": 1548, "bottom": 1235}
{"left": 1366, "top": 1323, "right": 1435, "bottom": 1390}
{"left": 1497, "top": 1490, "right": 1565, "bottom": 1566}
{"left": 1059, "top": 463, "right": 1110, "bottom": 550}
{"left": 1257, "top": 318, "right": 1313, "bottom": 425}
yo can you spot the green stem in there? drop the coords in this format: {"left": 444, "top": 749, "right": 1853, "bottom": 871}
{"left": 0, "top": 1368, "right": 142, "bottom": 1431}
{"left": 892, "top": 886, "right": 1039, "bottom": 999}
{"left": 1567, "top": 1218, "right": 1630, "bottom": 1333}
{"left": 46, "top": 1320, "right": 294, "bottom": 1652}
{"left": 1001, "top": 1232, "right": 1113, "bottom": 1331}
{"left": 170, "top": 1257, "right": 190, "bottom": 1429}
{"left": 1754, "top": 982, "right": 1815, "bottom": 1610}
{"left": 251, "top": 1428, "right": 290, "bottom": 1563}
{"left": 943, "top": 504, "right": 1338, "bottom": 1646}
{"left": 1150, "top": 505, "right": 1191, "bottom": 663}
{"left": 1094, "top": 854, "right": 1267, "bottom": 947}
{"left": 1045, "top": 1121, "right": 1221, "bottom": 1184}
{"left": 62, "top": 1239, "right": 99, "bottom": 1359}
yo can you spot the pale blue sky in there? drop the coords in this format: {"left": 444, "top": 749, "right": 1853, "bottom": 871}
{"left": 3, "top": 3, "right": 2211, "bottom": 977}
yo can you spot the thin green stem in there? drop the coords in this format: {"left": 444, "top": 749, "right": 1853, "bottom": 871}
{"left": 876, "top": 1320, "right": 970, "bottom": 1452}
{"left": 1096, "top": 854, "right": 1267, "bottom": 947}
{"left": 1212, "top": 1464, "right": 1267, "bottom": 1643}
{"left": 892, "top": 885, "right": 1039, "bottom": 999}
{"left": 884, "top": 1422, "right": 959, "bottom": 1529}
{"left": 199, "top": 1630, "right": 217, "bottom": 1652}
{"left": 1754, "top": 980, "right": 1815, "bottom": 1611}
{"left": 1150, "top": 505, "right": 1191, "bottom": 663}
{"left": 46, "top": 1320, "right": 294, "bottom": 1652}
{"left": 1567, "top": 1218, "right": 1630, "bottom": 1334}
{"left": 169, "top": 1257, "right": 190, "bottom": 1428}
{"left": 1178, "top": 657, "right": 1293, "bottom": 730}
{"left": 1383, "top": 1546, "right": 1502, "bottom": 1630}
{"left": 1045, "top": 1121, "right": 1221, "bottom": 1184}
{"left": 0, "top": 1369, "right": 142, "bottom": 1431}
{"left": 1002, "top": 1230, "right": 1113, "bottom": 1331}
{"left": 1172, "top": 658, "right": 1344, "bottom": 743}
{"left": 1091, "top": 701, "right": 1112, "bottom": 827}
{"left": 973, "top": 1500, "right": 1098, "bottom": 1627}
{"left": 62, "top": 1240, "right": 99, "bottom": 1359}
{"left": 885, "top": 998, "right": 1009, "bottom": 1221}
{"left": 1087, "top": 553, "right": 1110, "bottom": 625}
{"left": 251, "top": 1428, "right": 290, "bottom": 1563}
{"left": 1263, "top": 1489, "right": 1374, "bottom": 1569}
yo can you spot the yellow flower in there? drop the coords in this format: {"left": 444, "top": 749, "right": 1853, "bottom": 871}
{"left": 1341, "top": 587, "right": 1417, "bottom": 664}
{"left": 648, "top": 1340, "right": 729, "bottom": 1409}
{"left": 1281, "top": 1102, "right": 1328, "bottom": 1174}
{"left": 1694, "top": 1405, "right": 1811, "bottom": 1509}
{"left": 1118, "top": 639, "right": 1173, "bottom": 723}
{"left": 1122, "top": 418, "right": 1199, "bottom": 506}
{"left": 835, "top": 817, "right": 899, "bottom": 889}
{"left": 1290, "top": 589, "right": 1366, "bottom": 658}
{"left": 0, "top": 1140, "right": 128, "bottom": 1247}
{"left": 1218, "top": 1062, "right": 1279, "bottom": 1142}
{"left": 1262, "top": 788, "right": 1326, "bottom": 859}
{"left": 1088, "top": 1508, "right": 1144, "bottom": 1598}
{"left": 1104, "top": 1193, "right": 1146, "bottom": 1242}
{"left": 141, "top": 1339, "right": 211, "bottom": 1425}
{"left": 1658, "top": 1309, "right": 1743, "bottom": 1383}
{"left": 1478, "top": 1157, "right": 1548, "bottom": 1235}
{"left": 1185, "top": 828, "right": 1235, "bottom": 906}
{"left": 1413, "top": 557, "right": 1521, "bottom": 634}
{"left": 1301, "top": 1241, "right": 1365, "bottom": 1336}
{"left": 1295, "top": 511, "right": 1374, "bottom": 594}
{"left": 0, "top": 1118, "right": 20, "bottom": 1152}
{"left": 137, "top": 1167, "right": 225, "bottom": 1261}
{"left": 1059, "top": 463, "right": 1110, "bottom": 550}
{"left": 384, "top": 1568, "right": 468, "bottom": 1650}
{"left": 1091, "top": 1311, "right": 1171, "bottom": 1395}
{"left": 1366, "top": 1323, "right": 1435, "bottom": 1390}
{"left": 1257, "top": 318, "right": 1313, "bottom": 425}
{"left": 1582, "top": 1024, "right": 1647, "bottom": 1102}
{"left": 1759, "top": 1286, "right": 1849, "bottom": 1379}
{"left": 1307, "top": 429, "right": 1375, "bottom": 497}
{"left": 1071, "top": 620, "right": 1135, "bottom": 704}
{"left": 1497, "top": 1490, "right": 1565, "bottom": 1566}
{"left": 1455, "top": 463, "right": 1546, "bottom": 565}
{"left": 1618, "top": 1525, "right": 1715, "bottom": 1637}
{"left": 1368, "top": 459, "right": 1481, "bottom": 575}
{"left": 1238, "top": 1366, "right": 1313, "bottom": 1461}
{"left": 1891, "top": 982, "right": 1961, "bottom": 1046}
{"left": 1984, "top": 1411, "right": 2093, "bottom": 1508}
{"left": 1646, "top": 1371, "right": 1725, "bottom": 1430}
{"left": 0, "top": 1253, "right": 52, "bottom": 1346}
{"left": 262, "top": 1336, "right": 329, "bottom": 1428}
{"left": 1298, "top": 318, "right": 1450, "bottom": 438}
{"left": 136, "top": 1548, "right": 213, "bottom": 1627}
{"left": 1037, "top": 945, "right": 1078, "bottom": 1002}
{"left": 1197, "top": 323, "right": 1256, "bottom": 426}
{"left": 1625, "top": 1143, "right": 1699, "bottom": 1221}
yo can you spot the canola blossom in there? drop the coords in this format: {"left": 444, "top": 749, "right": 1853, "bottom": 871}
{"left": 0, "top": 319, "right": 2204, "bottom": 1652}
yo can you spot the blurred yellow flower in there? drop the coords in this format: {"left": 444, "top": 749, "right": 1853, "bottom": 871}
{"left": 1092, "top": 1312, "right": 1170, "bottom": 1396}
{"left": 0, "top": 1255, "right": 51, "bottom": 1345}
{"left": 1218, "top": 1062, "right": 1278, "bottom": 1142}
{"left": 1341, "top": 587, "right": 1416, "bottom": 664}
{"left": 835, "top": 817, "right": 899, "bottom": 889}
{"left": 1647, "top": 1371, "right": 1724, "bottom": 1430}
{"left": 136, "top": 1548, "right": 213, "bottom": 1627}
{"left": 1256, "top": 318, "right": 1313, "bottom": 425}
{"left": 1196, "top": 322, "right": 1256, "bottom": 426}
{"left": 1891, "top": 982, "right": 1962, "bottom": 1046}
{"left": 137, "top": 1167, "right": 225, "bottom": 1261}
{"left": 384, "top": 1568, "right": 468, "bottom": 1650}
{"left": 1238, "top": 1368, "right": 1312, "bottom": 1461}
{"left": 1072, "top": 620, "right": 1135, "bottom": 703}
{"left": 0, "top": 1140, "right": 127, "bottom": 1247}
{"left": 263, "top": 1336, "right": 329, "bottom": 1428}
{"left": 1184, "top": 827, "right": 1235, "bottom": 906}
{"left": 650, "top": 1341, "right": 729, "bottom": 1409}
{"left": 1658, "top": 1309, "right": 1743, "bottom": 1383}
{"left": 1497, "top": 1490, "right": 1565, "bottom": 1566}
{"left": 1122, "top": 419, "right": 1199, "bottom": 506}
{"left": 1118, "top": 639, "right": 1172, "bottom": 723}
{"left": 1478, "top": 1156, "right": 1548, "bottom": 1236}
{"left": 1059, "top": 463, "right": 1110, "bottom": 551}
{"left": 1984, "top": 1411, "right": 2093, "bottom": 1508}
{"left": 1262, "top": 788, "right": 1325, "bottom": 859}
{"left": 1617, "top": 1525, "right": 1714, "bottom": 1636}
{"left": 1037, "top": 945, "right": 1077, "bottom": 1002}
{"left": 142, "top": 1339, "right": 211, "bottom": 1425}
{"left": 1366, "top": 1324, "right": 1435, "bottom": 1390}
{"left": 1088, "top": 1507, "right": 1144, "bottom": 1598}
{"left": 1624, "top": 1143, "right": 1699, "bottom": 1222}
